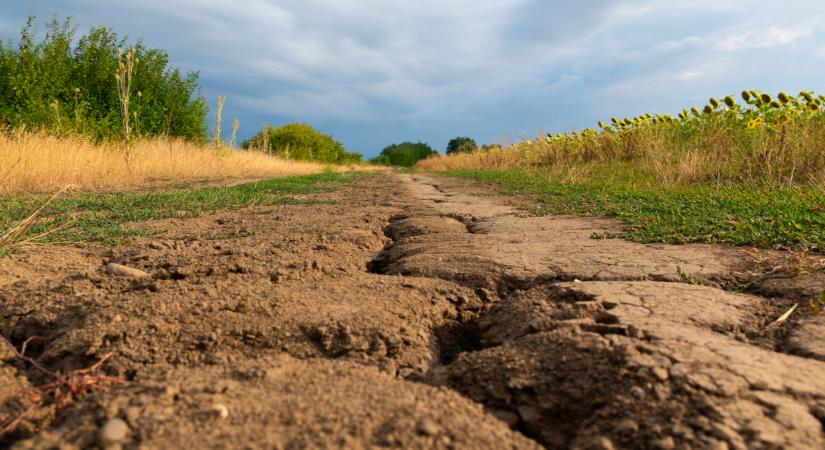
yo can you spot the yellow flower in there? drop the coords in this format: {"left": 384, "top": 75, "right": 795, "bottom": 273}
{"left": 746, "top": 117, "right": 765, "bottom": 129}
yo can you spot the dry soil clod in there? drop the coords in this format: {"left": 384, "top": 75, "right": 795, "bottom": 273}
{"left": 103, "top": 263, "right": 149, "bottom": 278}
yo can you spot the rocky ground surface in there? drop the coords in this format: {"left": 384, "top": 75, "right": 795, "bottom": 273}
{"left": 1, "top": 172, "right": 823, "bottom": 449}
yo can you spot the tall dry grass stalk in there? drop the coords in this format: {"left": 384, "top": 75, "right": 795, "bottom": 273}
{"left": 115, "top": 49, "right": 136, "bottom": 143}
{"left": 261, "top": 124, "right": 270, "bottom": 153}
{"left": 230, "top": 118, "right": 240, "bottom": 148}
{"left": 213, "top": 95, "right": 225, "bottom": 147}
{"left": 0, "top": 131, "right": 342, "bottom": 195}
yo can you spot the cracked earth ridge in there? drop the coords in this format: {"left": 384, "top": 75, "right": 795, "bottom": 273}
{"left": 375, "top": 173, "right": 825, "bottom": 449}
{"left": 1, "top": 172, "right": 824, "bottom": 449}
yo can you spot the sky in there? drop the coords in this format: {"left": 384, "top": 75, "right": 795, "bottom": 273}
{"left": 1, "top": 1, "right": 824, "bottom": 157}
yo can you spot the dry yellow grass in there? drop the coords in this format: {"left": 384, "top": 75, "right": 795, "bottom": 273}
{"left": 0, "top": 131, "right": 351, "bottom": 195}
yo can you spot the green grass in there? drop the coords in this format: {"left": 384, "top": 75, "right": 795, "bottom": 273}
{"left": 0, "top": 172, "right": 366, "bottom": 248}
{"left": 440, "top": 167, "right": 825, "bottom": 252}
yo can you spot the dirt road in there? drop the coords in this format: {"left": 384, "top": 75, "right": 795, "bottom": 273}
{"left": 2, "top": 172, "right": 824, "bottom": 449}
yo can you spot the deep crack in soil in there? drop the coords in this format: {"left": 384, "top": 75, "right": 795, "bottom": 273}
{"left": 2, "top": 172, "right": 824, "bottom": 449}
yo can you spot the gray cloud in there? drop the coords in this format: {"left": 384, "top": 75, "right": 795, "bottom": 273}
{"left": 1, "top": 0, "right": 823, "bottom": 155}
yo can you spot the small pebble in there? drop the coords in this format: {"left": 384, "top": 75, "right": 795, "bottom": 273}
{"left": 98, "top": 418, "right": 129, "bottom": 447}
{"left": 104, "top": 263, "right": 149, "bottom": 278}
{"left": 592, "top": 436, "right": 615, "bottom": 450}
{"left": 653, "top": 436, "right": 676, "bottom": 450}
{"left": 416, "top": 418, "right": 440, "bottom": 436}
{"left": 630, "top": 386, "right": 647, "bottom": 398}
{"left": 651, "top": 367, "right": 670, "bottom": 381}
{"left": 615, "top": 418, "right": 639, "bottom": 434}
{"left": 211, "top": 403, "right": 229, "bottom": 420}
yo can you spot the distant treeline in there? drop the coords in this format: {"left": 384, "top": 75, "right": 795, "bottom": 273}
{"left": 371, "top": 142, "right": 438, "bottom": 167}
{"left": 0, "top": 16, "right": 207, "bottom": 141}
{"left": 371, "top": 137, "right": 491, "bottom": 167}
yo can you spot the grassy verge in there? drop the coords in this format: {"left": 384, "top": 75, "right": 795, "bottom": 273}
{"left": 0, "top": 172, "right": 366, "bottom": 250}
{"left": 440, "top": 167, "right": 824, "bottom": 252}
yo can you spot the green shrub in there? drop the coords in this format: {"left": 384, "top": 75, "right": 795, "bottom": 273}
{"left": 446, "top": 137, "right": 478, "bottom": 155}
{"left": 371, "top": 142, "right": 437, "bottom": 167}
{"left": 0, "top": 15, "right": 207, "bottom": 142}
{"left": 242, "top": 123, "right": 362, "bottom": 164}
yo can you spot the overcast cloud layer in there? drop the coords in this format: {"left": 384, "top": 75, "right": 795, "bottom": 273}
{"left": 2, "top": 1, "right": 824, "bottom": 156}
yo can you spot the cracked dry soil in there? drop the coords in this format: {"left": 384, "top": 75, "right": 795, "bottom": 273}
{"left": 2, "top": 172, "right": 824, "bottom": 449}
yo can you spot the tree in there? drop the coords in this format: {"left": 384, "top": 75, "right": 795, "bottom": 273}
{"left": 241, "top": 123, "right": 362, "bottom": 164}
{"left": 371, "top": 142, "right": 437, "bottom": 167}
{"left": 0, "top": 15, "right": 207, "bottom": 141}
{"left": 445, "top": 137, "right": 477, "bottom": 155}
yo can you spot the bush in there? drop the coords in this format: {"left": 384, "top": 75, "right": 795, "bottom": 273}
{"left": 371, "top": 142, "right": 437, "bottom": 167}
{"left": 0, "top": 15, "right": 207, "bottom": 142}
{"left": 242, "top": 123, "right": 362, "bottom": 164}
{"left": 446, "top": 137, "right": 478, "bottom": 155}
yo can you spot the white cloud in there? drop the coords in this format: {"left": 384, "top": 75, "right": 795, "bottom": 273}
{"left": 672, "top": 60, "right": 728, "bottom": 81}
{"left": 654, "top": 36, "right": 701, "bottom": 51}
{"left": 716, "top": 25, "right": 807, "bottom": 50}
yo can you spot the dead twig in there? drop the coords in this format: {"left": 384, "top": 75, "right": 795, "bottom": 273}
{"left": 766, "top": 303, "right": 799, "bottom": 329}
{"left": 0, "top": 333, "right": 125, "bottom": 436}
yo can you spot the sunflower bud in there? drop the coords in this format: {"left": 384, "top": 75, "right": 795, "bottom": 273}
{"left": 709, "top": 98, "right": 720, "bottom": 108}
{"left": 703, "top": 105, "right": 714, "bottom": 114}
{"left": 691, "top": 107, "right": 701, "bottom": 117}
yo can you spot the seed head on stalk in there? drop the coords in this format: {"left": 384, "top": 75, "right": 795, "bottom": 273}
{"left": 760, "top": 93, "right": 773, "bottom": 104}
{"left": 724, "top": 96, "right": 736, "bottom": 108}
{"left": 778, "top": 92, "right": 791, "bottom": 104}
{"left": 741, "top": 90, "right": 752, "bottom": 102}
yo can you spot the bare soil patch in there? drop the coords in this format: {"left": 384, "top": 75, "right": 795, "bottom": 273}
{"left": 2, "top": 173, "right": 824, "bottom": 449}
